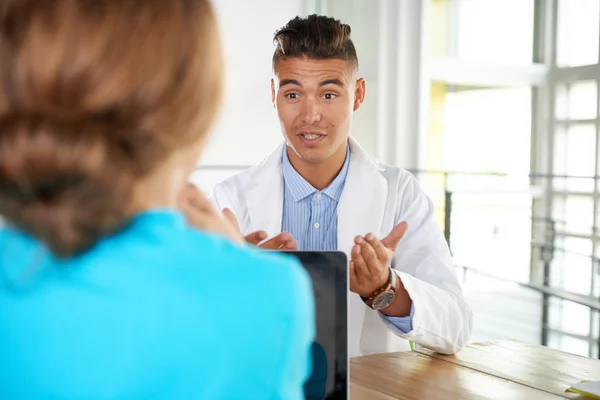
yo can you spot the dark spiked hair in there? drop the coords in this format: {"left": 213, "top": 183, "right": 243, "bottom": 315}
{"left": 272, "top": 14, "right": 358, "bottom": 70}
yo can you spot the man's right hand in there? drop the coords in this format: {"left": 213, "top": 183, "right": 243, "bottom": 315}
{"left": 222, "top": 208, "right": 297, "bottom": 250}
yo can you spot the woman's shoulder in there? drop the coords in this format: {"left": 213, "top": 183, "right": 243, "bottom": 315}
{"left": 186, "top": 231, "right": 313, "bottom": 299}
{"left": 125, "top": 210, "right": 311, "bottom": 288}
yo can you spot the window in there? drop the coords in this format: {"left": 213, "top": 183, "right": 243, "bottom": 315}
{"left": 553, "top": 124, "right": 597, "bottom": 192}
{"left": 555, "top": 80, "right": 598, "bottom": 120}
{"left": 544, "top": 0, "right": 600, "bottom": 357}
{"left": 556, "top": 0, "right": 600, "bottom": 67}
{"left": 431, "top": 0, "right": 535, "bottom": 66}
{"left": 426, "top": 0, "right": 537, "bottom": 283}
{"left": 428, "top": 84, "right": 531, "bottom": 174}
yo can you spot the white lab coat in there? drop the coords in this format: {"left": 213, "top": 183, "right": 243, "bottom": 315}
{"left": 210, "top": 138, "right": 473, "bottom": 357}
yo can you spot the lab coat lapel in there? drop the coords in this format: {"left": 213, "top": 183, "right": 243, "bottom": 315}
{"left": 245, "top": 143, "right": 285, "bottom": 237}
{"left": 337, "top": 137, "right": 388, "bottom": 356}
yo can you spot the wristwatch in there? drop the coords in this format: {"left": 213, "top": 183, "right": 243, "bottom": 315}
{"left": 360, "top": 267, "right": 397, "bottom": 310}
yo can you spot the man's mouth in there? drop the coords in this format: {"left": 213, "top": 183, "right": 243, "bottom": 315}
{"left": 300, "top": 133, "right": 323, "bottom": 140}
{"left": 297, "top": 132, "right": 326, "bottom": 146}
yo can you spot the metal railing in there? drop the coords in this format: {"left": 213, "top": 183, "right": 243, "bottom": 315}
{"left": 409, "top": 169, "right": 600, "bottom": 358}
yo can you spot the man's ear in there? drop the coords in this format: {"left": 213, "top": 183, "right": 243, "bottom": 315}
{"left": 353, "top": 78, "right": 366, "bottom": 111}
{"left": 271, "top": 79, "right": 276, "bottom": 107}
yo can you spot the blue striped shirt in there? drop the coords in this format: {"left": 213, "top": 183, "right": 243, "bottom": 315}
{"left": 281, "top": 147, "right": 349, "bottom": 251}
{"left": 281, "top": 144, "right": 414, "bottom": 337}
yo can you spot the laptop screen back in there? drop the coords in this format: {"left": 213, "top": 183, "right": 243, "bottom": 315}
{"left": 284, "top": 251, "right": 348, "bottom": 400}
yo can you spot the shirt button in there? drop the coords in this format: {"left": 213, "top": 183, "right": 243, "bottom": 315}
{"left": 314, "top": 222, "right": 320, "bottom": 229}
{"left": 315, "top": 193, "right": 322, "bottom": 199}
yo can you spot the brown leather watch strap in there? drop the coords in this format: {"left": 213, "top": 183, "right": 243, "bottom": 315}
{"left": 361, "top": 267, "right": 396, "bottom": 306}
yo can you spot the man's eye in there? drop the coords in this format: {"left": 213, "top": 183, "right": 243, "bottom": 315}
{"left": 323, "top": 93, "right": 337, "bottom": 100}
{"left": 285, "top": 93, "right": 300, "bottom": 99}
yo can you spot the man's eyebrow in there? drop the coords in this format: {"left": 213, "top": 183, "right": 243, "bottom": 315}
{"left": 320, "top": 79, "right": 344, "bottom": 87}
{"left": 279, "top": 79, "right": 302, "bottom": 87}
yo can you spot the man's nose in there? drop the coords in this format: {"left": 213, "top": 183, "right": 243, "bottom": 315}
{"left": 300, "top": 99, "right": 321, "bottom": 124}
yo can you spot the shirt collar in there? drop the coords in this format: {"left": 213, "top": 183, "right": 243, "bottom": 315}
{"left": 282, "top": 144, "right": 351, "bottom": 203}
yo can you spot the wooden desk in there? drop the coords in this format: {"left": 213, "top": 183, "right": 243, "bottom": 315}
{"left": 350, "top": 340, "right": 600, "bottom": 399}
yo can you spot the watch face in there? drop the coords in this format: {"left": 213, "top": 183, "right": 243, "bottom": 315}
{"left": 372, "top": 291, "right": 395, "bottom": 310}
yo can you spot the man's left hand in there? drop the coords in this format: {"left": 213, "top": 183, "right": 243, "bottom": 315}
{"left": 349, "top": 222, "right": 408, "bottom": 297}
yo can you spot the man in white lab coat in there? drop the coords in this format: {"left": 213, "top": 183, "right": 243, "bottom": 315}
{"left": 209, "top": 15, "right": 472, "bottom": 357}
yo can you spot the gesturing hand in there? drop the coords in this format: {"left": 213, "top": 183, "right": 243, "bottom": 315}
{"left": 222, "top": 208, "right": 297, "bottom": 250}
{"left": 349, "top": 222, "right": 408, "bottom": 297}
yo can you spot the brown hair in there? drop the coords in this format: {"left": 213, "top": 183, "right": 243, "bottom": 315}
{"left": 272, "top": 14, "right": 358, "bottom": 70}
{"left": 0, "top": 0, "right": 223, "bottom": 257}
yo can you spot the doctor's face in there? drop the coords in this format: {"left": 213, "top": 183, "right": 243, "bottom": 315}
{"left": 271, "top": 57, "right": 365, "bottom": 164}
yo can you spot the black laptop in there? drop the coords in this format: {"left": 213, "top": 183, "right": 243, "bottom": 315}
{"left": 283, "top": 251, "right": 348, "bottom": 400}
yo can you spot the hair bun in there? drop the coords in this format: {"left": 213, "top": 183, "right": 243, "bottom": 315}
{"left": 0, "top": 112, "right": 135, "bottom": 256}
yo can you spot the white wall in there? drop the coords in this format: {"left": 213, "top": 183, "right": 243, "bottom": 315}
{"left": 199, "top": 0, "right": 307, "bottom": 168}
